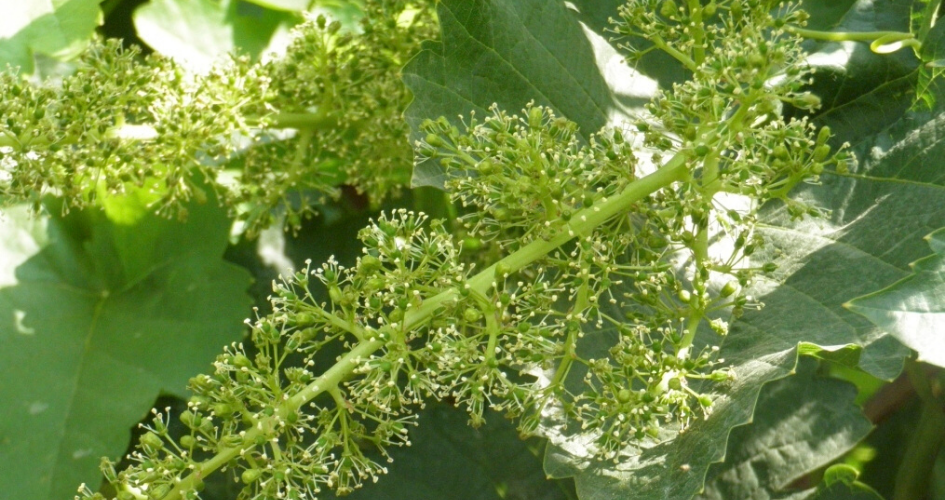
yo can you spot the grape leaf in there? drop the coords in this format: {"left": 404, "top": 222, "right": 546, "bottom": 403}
{"left": 697, "top": 357, "right": 872, "bottom": 500}
{"left": 798, "top": 0, "right": 918, "bottom": 145}
{"left": 133, "top": 0, "right": 297, "bottom": 69}
{"left": 799, "top": 0, "right": 860, "bottom": 31}
{"left": 0, "top": 195, "right": 252, "bottom": 500}
{"left": 846, "top": 228, "right": 945, "bottom": 368}
{"left": 403, "top": 0, "right": 649, "bottom": 188}
{"left": 0, "top": 0, "right": 102, "bottom": 73}
{"left": 334, "top": 402, "right": 569, "bottom": 500}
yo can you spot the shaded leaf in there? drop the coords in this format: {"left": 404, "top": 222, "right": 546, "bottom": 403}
{"left": 403, "top": 0, "right": 645, "bottom": 188}
{"left": 0, "top": 0, "right": 101, "bottom": 73}
{"left": 798, "top": 0, "right": 860, "bottom": 31}
{"left": 0, "top": 194, "right": 252, "bottom": 500}
{"left": 336, "top": 402, "right": 569, "bottom": 500}
{"left": 566, "top": 0, "right": 688, "bottom": 90}
{"left": 697, "top": 358, "right": 872, "bottom": 500}
{"left": 846, "top": 228, "right": 945, "bottom": 368}
{"left": 133, "top": 0, "right": 297, "bottom": 69}
{"left": 800, "top": 0, "right": 918, "bottom": 145}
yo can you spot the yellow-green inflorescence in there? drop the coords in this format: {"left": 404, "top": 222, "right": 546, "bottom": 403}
{"left": 0, "top": 0, "right": 436, "bottom": 233}
{"left": 74, "top": 0, "right": 857, "bottom": 499}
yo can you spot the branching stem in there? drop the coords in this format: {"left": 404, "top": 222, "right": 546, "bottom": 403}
{"left": 155, "top": 147, "right": 692, "bottom": 500}
{"left": 651, "top": 35, "right": 699, "bottom": 72}
{"left": 687, "top": 0, "right": 706, "bottom": 65}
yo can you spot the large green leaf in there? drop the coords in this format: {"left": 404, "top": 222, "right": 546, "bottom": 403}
{"left": 799, "top": 0, "right": 860, "bottom": 31}
{"left": 134, "top": 0, "right": 297, "bottom": 69}
{"left": 0, "top": 195, "right": 252, "bottom": 500}
{"left": 797, "top": 0, "right": 918, "bottom": 145}
{"left": 846, "top": 228, "right": 945, "bottom": 368}
{"left": 336, "top": 402, "right": 570, "bottom": 500}
{"left": 403, "top": 0, "right": 645, "bottom": 188}
{"left": 0, "top": 0, "right": 102, "bottom": 74}
{"left": 697, "top": 358, "right": 872, "bottom": 500}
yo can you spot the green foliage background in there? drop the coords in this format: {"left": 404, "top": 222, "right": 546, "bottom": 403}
{"left": 2, "top": 1, "right": 945, "bottom": 500}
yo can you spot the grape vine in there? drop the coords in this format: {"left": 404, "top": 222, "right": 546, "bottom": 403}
{"left": 3, "top": 0, "right": 921, "bottom": 499}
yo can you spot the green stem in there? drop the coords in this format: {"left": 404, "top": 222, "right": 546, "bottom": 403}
{"left": 312, "top": 306, "right": 367, "bottom": 341}
{"left": 678, "top": 150, "right": 719, "bottom": 359}
{"left": 687, "top": 0, "right": 705, "bottom": 65}
{"left": 894, "top": 361, "right": 945, "bottom": 500}
{"left": 157, "top": 151, "right": 691, "bottom": 500}
{"left": 158, "top": 338, "right": 383, "bottom": 500}
{"left": 784, "top": 25, "right": 915, "bottom": 44}
{"left": 266, "top": 112, "right": 338, "bottom": 131}
{"left": 548, "top": 281, "right": 591, "bottom": 390}
{"left": 651, "top": 35, "right": 699, "bottom": 72}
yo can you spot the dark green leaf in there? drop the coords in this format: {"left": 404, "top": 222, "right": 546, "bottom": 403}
{"left": 336, "top": 402, "right": 569, "bottom": 500}
{"left": 0, "top": 0, "right": 102, "bottom": 73}
{"left": 846, "top": 228, "right": 945, "bottom": 368}
{"left": 800, "top": 0, "right": 918, "bottom": 144}
{"left": 697, "top": 358, "right": 872, "bottom": 500}
{"left": 798, "top": 0, "right": 860, "bottom": 31}
{"left": 403, "top": 0, "right": 635, "bottom": 188}
{"left": 0, "top": 194, "right": 252, "bottom": 500}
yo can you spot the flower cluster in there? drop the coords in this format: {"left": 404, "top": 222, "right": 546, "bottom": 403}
{"left": 74, "top": 0, "right": 851, "bottom": 498}
{"left": 0, "top": 0, "right": 436, "bottom": 232}
{"left": 416, "top": 104, "right": 638, "bottom": 247}
{"left": 80, "top": 209, "right": 469, "bottom": 500}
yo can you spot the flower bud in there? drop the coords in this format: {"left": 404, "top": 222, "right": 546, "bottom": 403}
{"left": 464, "top": 307, "right": 483, "bottom": 322}
{"left": 241, "top": 468, "right": 263, "bottom": 484}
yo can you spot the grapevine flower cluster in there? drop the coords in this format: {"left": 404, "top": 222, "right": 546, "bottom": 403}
{"left": 74, "top": 0, "right": 855, "bottom": 498}
{"left": 0, "top": 0, "right": 435, "bottom": 232}
{"left": 417, "top": 104, "right": 638, "bottom": 246}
